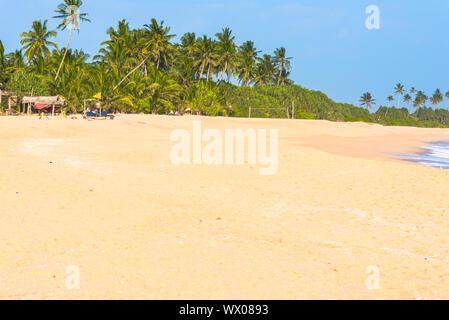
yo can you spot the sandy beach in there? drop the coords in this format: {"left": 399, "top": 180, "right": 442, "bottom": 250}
{"left": 1, "top": 115, "right": 449, "bottom": 299}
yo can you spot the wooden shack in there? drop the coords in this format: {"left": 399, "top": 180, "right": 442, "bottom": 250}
{"left": 22, "top": 96, "right": 67, "bottom": 116}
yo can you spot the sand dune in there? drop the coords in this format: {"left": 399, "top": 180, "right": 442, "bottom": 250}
{"left": 1, "top": 115, "right": 449, "bottom": 299}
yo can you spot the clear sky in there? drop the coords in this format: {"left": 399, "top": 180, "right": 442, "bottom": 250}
{"left": 0, "top": 0, "right": 448, "bottom": 108}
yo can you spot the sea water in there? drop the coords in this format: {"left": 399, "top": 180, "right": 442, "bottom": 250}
{"left": 394, "top": 142, "right": 449, "bottom": 170}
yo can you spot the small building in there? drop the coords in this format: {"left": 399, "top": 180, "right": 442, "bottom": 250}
{"left": 22, "top": 96, "right": 67, "bottom": 115}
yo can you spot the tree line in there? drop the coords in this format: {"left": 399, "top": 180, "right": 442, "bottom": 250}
{"left": 0, "top": 0, "right": 294, "bottom": 115}
{"left": 360, "top": 84, "right": 449, "bottom": 113}
{"left": 1, "top": 0, "right": 448, "bottom": 128}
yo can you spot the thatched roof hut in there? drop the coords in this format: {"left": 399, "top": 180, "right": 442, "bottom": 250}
{"left": 22, "top": 96, "right": 66, "bottom": 106}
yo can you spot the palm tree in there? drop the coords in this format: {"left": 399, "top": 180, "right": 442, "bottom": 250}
{"left": 180, "top": 32, "right": 196, "bottom": 58}
{"left": 193, "top": 35, "right": 218, "bottom": 81}
{"left": 113, "top": 19, "right": 175, "bottom": 90}
{"left": 20, "top": 20, "right": 57, "bottom": 64}
{"left": 414, "top": 91, "right": 427, "bottom": 111}
{"left": 254, "top": 54, "right": 276, "bottom": 86}
{"left": 446, "top": 91, "right": 449, "bottom": 109}
{"left": 143, "top": 19, "right": 176, "bottom": 70}
{"left": 403, "top": 94, "right": 412, "bottom": 113}
{"left": 6, "top": 50, "right": 26, "bottom": 73}
{"left": 387, "top": 95, "right": 394, "bottom": 107}
{"left": 359, "top": 92, "right": 375, "bottom": 110}
{"left": 0, "top": 40, "right": 5, "bottom": 86}
{"left": 385, "top": 96, "right": 394, "bottom": 116}
{"left": 215, "top": 27, "right": 237, "bottom": 84}
{"left": 237, "top": 41, "right": 259, "bottom": 86}
{"left": 274, "top": 47, "right": 292, "bottom": 85}
{"left": 0, "top": 40, "right": 4, "bottom": 67}
{"left": 53, "top": 0, "right": 90, "bottom": 80}
{"left": 394, "top": 83, "right": 404, "bottom": 108}
{"left": 432, "top": 89, "right": 443, "bottom": 109}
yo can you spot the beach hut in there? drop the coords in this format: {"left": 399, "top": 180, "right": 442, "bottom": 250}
{"left": 22, "top": 96, "right": 66, "bottom": 116}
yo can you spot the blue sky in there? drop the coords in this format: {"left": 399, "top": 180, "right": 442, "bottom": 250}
{"left": 0, "top": 0, "right": 448, "bottom": 109}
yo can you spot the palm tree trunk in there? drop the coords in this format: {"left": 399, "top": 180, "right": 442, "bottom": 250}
{"left": 217, "top": 62, "right": 227, "bottom": 86}
{"left": 207, "top": 65, "right": 211, "bottom": 81}
{"left": 114, "top": 53, "right": 151, "bottom": 90}
{"left": 199, "top": 62, "right": 205, "bottom": 81}
{"left": 55, "top": 25, "right": 74, "bottom": 81}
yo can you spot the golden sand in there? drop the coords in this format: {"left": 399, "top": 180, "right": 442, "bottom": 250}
{"left": 1, "top": 115, "right": 449, "bottom": 299}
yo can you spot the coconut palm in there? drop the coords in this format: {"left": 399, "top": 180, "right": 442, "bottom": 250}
{"left": 237, "top": 41, "right": 259, "bottom": 86}
{"left": 0, "top": 40, "right": 5, "bottom": 86}
{"left": 53, "top": 0, "right": 91, "bottom": 80}
{"left": 193, "top": 35, "right": 218, "bottom": 81}
{"left": 359, "top": 92, "right": 375, "bottom": 109}
{"left": 215, "top": 27, "right": 237, "bottom": 84}
{"left": 431, "top": 89, "right": 443, "bottom": 109}
{"left": 180, "top": 32, "right": 196, "bottom": 58}
{"left": 387, "top": 95, "right": 394, "bottom": 107}
{"left": 254, "top": 54, "right": 276, "bottom": 86}
{"left": 113, "top": 19, "right": 175, "bottom": 90}
{"left": 20, "top": 20, "right": 57, "bottom": 64}
{"left": 274, "top": 47, "right": 292, "bottom": 85}
{"left": 394, "top": 83, "right": 404, "bottom": 108}
{"left": 414, "top": 91, "right": 427, "bottom": 111}
{"left": 446, "top": 91, "right": 449, "bottom": 109}
{"left": 96, "top": 20, "right": 141, "bottom": 77}
{"left": 143, "top": 19, "right": 176, "bottom": 70}
{"left": 0, "top": 40, "right": 4, "bottom": 67}
{"left": 403, "top": 94, "right": 412, "bottom": 113}
{"left": 5, "top": 50, "right": 26, "bottom": 73}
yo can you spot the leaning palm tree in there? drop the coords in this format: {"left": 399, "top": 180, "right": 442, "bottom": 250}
{"left": 215, "top": 27, "right": 237, "bottom": 84}
{"left": 113, "top": 19, "right": 175, "bottom": 90}
{"left": 394, "top": 83, "right": 404, "bottom": 108}
{"left": 403, "top": 94, "right": 412, "bottom": 113}
{"left": 142, "top": 19, "right": 176, "bottom": 70}
{"left": 384, "top": 95, "right": 394, "bottom": 116}
{"left": 20, "top": 20, "right": 57, "bottom": 64}
{"left": 359, "top": 92, "right": 375, "bottom": 110}
{"left": 274, "top": 47, "right": 292, "bottom": 85}
{"left": 53, "top": 0, "right": 90, "bottom": 80}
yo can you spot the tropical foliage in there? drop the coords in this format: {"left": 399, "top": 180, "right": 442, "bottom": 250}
{"left": 0, "top": 2, "right": 294, "bottom": 115}
{"left": 1, "top": 2, "right": 449, "bottom": 128}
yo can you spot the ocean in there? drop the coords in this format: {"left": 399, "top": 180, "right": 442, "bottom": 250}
{"left": 395, "top": 141, "right": 449, "bottom": 170}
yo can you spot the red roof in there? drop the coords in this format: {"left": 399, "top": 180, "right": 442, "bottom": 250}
{"left": 34, "top": 104, "right": 60, "bottom": 111}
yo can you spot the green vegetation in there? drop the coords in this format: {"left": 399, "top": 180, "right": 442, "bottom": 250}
{"left": 0, "top": 1, "right": 448, "bottom": 128}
